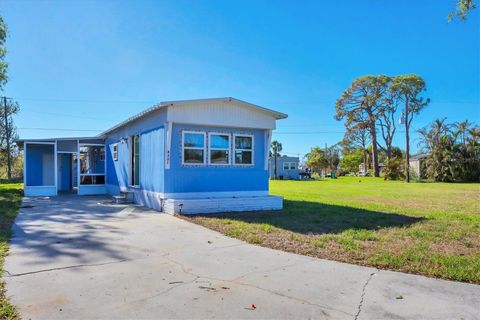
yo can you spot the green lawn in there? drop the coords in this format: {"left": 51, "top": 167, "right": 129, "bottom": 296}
{"left": 0, "top": 183, "right": 21, "bottom": 319}
{"left": 182, "top": 177, "right": 480, "bottom": 283}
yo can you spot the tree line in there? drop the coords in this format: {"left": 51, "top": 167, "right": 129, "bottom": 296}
{"left": 334, "top": 74, "right": 429, "bottom": 182}
{"left": 0, "top": 16, "right": 21, "bottom": 181}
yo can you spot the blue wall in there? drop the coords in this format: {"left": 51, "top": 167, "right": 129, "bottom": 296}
{"left": 26, "top": 144, "right": 55, "bottom": 186}
{"left": 165, "top": 123, "right": 268, "bottom": 193}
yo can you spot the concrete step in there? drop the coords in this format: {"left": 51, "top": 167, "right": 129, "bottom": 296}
{"left": 113, "top": 195, "right": 132, "bottom": 204}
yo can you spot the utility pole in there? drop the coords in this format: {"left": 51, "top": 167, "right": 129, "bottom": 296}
{"left": 3, "top": 96, "right": 11, "bottom": 180}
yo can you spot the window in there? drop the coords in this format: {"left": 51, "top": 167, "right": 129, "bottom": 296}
{"left": 283, "top": 162, "right": 290, "bottom": 170}
{"left": 182, "top": 131, "right": 206, "bottom": 165}
{"left": 209, "top": 133, "right": 230, "bottom": 164}
{"left": 79, "top": 145, "right": 105, "bottom": 185}
{"left": 131, "top": 135, "right": 140, "bottom": 186}
{"left": 234, "top": 134, "right": 253, "bottom": 165}
{"left": 290, "top": 162, "right": 297, "bottom": 170}
{"left": 112, "top": 144, "right": 118, "bottom": 161}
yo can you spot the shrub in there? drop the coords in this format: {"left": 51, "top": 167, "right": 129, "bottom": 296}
{"left": 383, "top": 157, "right": 406, "bottom": 180}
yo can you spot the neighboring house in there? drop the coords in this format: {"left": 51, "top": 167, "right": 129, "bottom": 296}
{"left": 409, "top": 153, "right": 428, "bottom": 178}
{"left": 268, "top": 156, "right": 300, "bottom": 180}
{"left": 358, "top": 162, "right": 385, "bottom": 176}
{"left": 17, "top": 97, "right": 288, "bottom": 214}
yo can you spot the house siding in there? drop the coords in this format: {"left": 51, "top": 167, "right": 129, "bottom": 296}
{"left": 164, "top": 123, "right": 268, "bottom": 194}
{"left": 105, "top": 109, "right": 167, "bottom": 195}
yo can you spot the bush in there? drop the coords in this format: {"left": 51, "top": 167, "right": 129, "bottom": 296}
{"left": 383, "top": 157, "right": 405, "bottom": 180}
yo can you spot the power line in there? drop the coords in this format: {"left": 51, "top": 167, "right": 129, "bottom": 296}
{"left": 21, "top": 109, "right": 113, "bottom": 121}
{"left": 18, "top": 127, "right": 102, "bottom": 132}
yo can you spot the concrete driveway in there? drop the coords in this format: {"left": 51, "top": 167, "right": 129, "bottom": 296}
{"left": 4, "top": 195, "right": 480, "bottom": 319}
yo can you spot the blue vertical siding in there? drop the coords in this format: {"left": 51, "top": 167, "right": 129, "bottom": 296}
{"left": 106, "top": 126, "right": 165, "bottom": 195}
{"left": 164, "top": 123, "right": 268, "bottom": 193}
{"left": 139, "top": 127, "right": 165, "bottom": 192}
{"left": 26, "top": 144, "right": 55, "bottom": 186}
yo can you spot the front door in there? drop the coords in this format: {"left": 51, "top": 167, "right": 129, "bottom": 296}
{"left": 57, "top": 153, "right": 72, "bottom": 192}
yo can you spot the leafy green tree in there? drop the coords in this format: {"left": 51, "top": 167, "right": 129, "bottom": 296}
{"left": 270, "top": 140, "right": 282, "bottom": 179}
{"left": 0, "top": 98, "right": 19, "bottom": 180}
{"left": 419, "top": 118, "right": 480, "bottom": 182}
{"left": 335, "top": 75, "right": 390, "bottom": 177}
{"left": 391, "top": 75, "right": 430, "bottom": 182}
{"left": 306, "top": 147, "right": 329, "bottom": 174}
{"left": 0, "top": 16, "right": 7, "bottom": 90}
{"left": 448, "top": 0, "right": 477, "bottom": 20}
{"left": 340, "top": 149, "right": 363, "bottom": 174}
{"left": 383, "top": 157, "right": 405, "bottom": 181}
{"left": 341, "top": 125, "right": 370, "bottom": 171}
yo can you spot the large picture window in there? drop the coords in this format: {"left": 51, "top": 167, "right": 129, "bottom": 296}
{"left": 131, "top": 135, "right": 140, "bottom": 186}
{"left": 234, "top": 134, "right": 254, "bottom": 165}
{"left": 209, "top": 133, "right": 230, "bottom": 164}
{"left": 182, "top": 131, "right": 206, "bottom": 164}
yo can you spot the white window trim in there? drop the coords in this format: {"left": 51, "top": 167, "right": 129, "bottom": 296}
{"left": 182, "top": 130, "right": 207, "bottom": 166}
{"left": 283, "top": 162, "right": 290, "bottom": 170}
{"left": 208, "top": 132, "right": 231, "bottom": 165}
{"left": 113, "top": 143, "right": 118, "bottom": 161}
{"left": 233, "top": 134, "right": 254, "bottom": 166}
{"left": 290, "top": 162, "right": 297, "bottom": 170}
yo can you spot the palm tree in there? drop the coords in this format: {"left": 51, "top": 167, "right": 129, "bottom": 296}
{"left": 270, "top": 141, "right": 282, "bottom": 179}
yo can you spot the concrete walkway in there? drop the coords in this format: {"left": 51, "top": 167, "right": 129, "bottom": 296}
{"left": 4, "top": 195, "right": 480, "bottom": 319}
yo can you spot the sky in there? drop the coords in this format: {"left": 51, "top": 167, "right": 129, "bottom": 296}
{"left": 2, "top": 0, "right": 479, "bottom": 158}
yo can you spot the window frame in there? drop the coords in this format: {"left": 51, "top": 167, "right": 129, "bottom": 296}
{"left": 233, "top": 134, "right": 254, "bottom": 166}
{"left": 208, "top": 132, "right": 231, "bottom": 165}
{"left": 78, "top": 143, "right": 106, "bottom": 186}
{"left": 112, "top": 143, "right": 118, "bottom": 161}
{"left": 182, "top": 130, "right": 207, "bottom": 166}
{"left": 130, "top": 134, "right": 140, "bottom": 187}
{"left": 283, "top": 162, "right": 290, "bottom": 170}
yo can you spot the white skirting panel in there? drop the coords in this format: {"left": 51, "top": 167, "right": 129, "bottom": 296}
{"left": 24, "top": 186, "right": 57, "bottom": 197}
{"left": 163, "top": 195, "right": 283, "bottom": 215}
{"left": 132, "top": 189, "right": 163, "bottom": 211}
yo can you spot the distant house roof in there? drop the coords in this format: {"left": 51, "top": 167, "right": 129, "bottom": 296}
{"left": 410, "top": 153, "right": 428, "bottom": 160}
{"left": 99, "top": 97, "right": 288, "bottom": 137}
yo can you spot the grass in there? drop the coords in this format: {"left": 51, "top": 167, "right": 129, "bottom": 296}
{"left": 0, "top": 183, "right": 22, "bottom": 319}
{"left": 182, "top": 177, "right": 480, "bottom": 283}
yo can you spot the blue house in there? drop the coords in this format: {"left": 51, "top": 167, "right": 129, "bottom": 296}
{"left": 268, "top": 156, "right": 300, "bottom": 180}
{"left": 18, "top": 98, "right": 288, "bottom": 214}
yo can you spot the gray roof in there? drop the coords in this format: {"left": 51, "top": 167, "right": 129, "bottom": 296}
{"left": 410, "top": 153, "right": 428, "bottom": 160}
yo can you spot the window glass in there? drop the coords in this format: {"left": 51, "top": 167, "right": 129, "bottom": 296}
{"left": 290, "top": 162, "right": 297, "bottom": 170}
{"left": 132, "top": 135, "right": 140, "bottom": 185}
{"left": 184, "top": 133, "right": 205, "bottom": 148}
{"left": 283, "top": 162, "right": 290, "bottom": 170}
{"left": 184, "top": 149, "right": 204, "bottom": 164}
{"left": 209, "top": 133, "right": 230, "bottom": 164}
{"left": 211, "top": 150, "right": 229, "bottom": 164}
{"left": 80, "top": 175, "right": 105, "bottom": 185}
{"left": 235, "top": 136, "right": 252, "bottom": 150}
{"left": 80, "top": 146, "right": 105, "bottom": 174}
{"left": 210, "top": 134, "right": 229, "bottom": 149}
{"left": 234, "top": 135, "right": 253, "bottom": 165}
{"left": 235, "top": 150, "right": 252, "bottom": 165}
{"left": 113, "top": 144, "right": 118, "bottom": 161}
{"left": 183, "top": 131, "right": 206, "bottom": 164}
